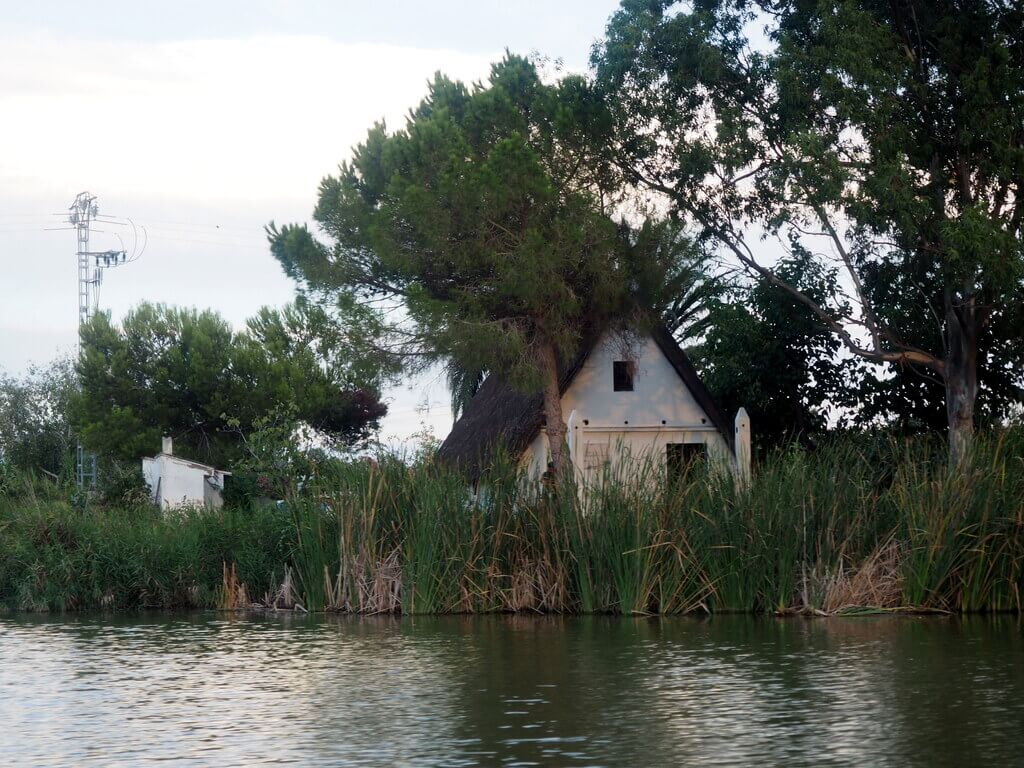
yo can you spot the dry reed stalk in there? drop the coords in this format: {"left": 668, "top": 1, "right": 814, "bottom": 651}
{"left": 807, "top": 540, "right": 904, "bottom": 614}
{"left": 458, "top": 564, "right": 493, "bottom": 612}
{"left": 329, "top": 550, "right": 402, "bottom": 614}
{"left": 369, "top": 550, "right": 402, "bottom": 613}
{"left": 218, "top": 562, "right": 251, "bottom": 611}
{"left": 537, "top": 557, "right": 570, "bottom": 611}
{"left": 508, "top": 557, "right": 540, "bottom": 611}
{"left": 265, "top": 565, "right": 297, "bottom": 610}
{"left": 457, "top": 583, "right": 473, "bottom": 613}
{"left": 484, "top": 561, "right": 509, "bottom": 610}
{"left": 501, "top": 555, "right": 570, "bottom": 612}
{"left": 323, "top": 564, "right": 344, "bottom": 611}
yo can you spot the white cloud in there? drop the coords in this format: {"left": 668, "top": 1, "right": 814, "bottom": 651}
{"left": 0, "top": 34, "right": 495, "bottom": 203}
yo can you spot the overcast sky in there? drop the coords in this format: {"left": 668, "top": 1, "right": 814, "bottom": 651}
{"left": 0, "top": 0, "right": 622, "bottom": 444}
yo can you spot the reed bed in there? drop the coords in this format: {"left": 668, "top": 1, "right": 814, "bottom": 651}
{"left": 1, "top": 430, "right": 1021, "bottom": 615}
{"left": 0, "top": 475, "right": 293, "bottom": 612}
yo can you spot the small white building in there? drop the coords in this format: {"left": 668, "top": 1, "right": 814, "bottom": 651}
{"left": 142, "top": 437, "right": 230, "bottom": 510}
{"left": 437, "top": 324, "right": 751, "bottom": 484}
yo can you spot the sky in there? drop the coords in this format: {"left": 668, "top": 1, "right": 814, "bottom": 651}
{"left": 0, "top": 0, "right": 623, "bottom": 445}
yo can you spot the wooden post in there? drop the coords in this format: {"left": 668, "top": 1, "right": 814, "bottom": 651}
{"left": 735, "top": 408, "right": 751, "bottom": 489}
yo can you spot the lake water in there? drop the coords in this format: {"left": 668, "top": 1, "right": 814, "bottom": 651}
{"left": 0, "top": 613, "right": 1021, "bottom": 767}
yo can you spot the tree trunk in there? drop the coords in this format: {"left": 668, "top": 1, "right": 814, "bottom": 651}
{"left": 944, "top": 292, "right": 978, "bottom": 468}
{"left": 538, "top": 341, "right": 569, "bottom": 480}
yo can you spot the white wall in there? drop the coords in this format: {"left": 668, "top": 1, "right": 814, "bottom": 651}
{"left": 142, "top": 454, "right": 227, "bottom": 510}
{"left": 141, "top": 457, "right": 159, "bottom": 502}
{"left": 519, "top": 330, "right": 730, "bottom": 481}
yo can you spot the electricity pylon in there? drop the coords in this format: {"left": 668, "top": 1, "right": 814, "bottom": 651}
{"left": 68, "top": 192, "right": 128, "bottom": 488}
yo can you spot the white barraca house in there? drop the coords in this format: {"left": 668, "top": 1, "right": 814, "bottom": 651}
{"left": 142, "top": 437, "right": 230, "bottom": 510}
{"left": 437, "top": 324, "right": 751, "bottom": 485}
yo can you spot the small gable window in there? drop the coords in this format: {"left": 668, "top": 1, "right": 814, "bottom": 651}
{"left": 613, "top": 360, "right": 634, "bottom": 391}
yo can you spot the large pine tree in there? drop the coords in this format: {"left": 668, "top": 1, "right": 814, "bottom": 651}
{"left": 271, "top": 55, "right": 642, "bottom": 475}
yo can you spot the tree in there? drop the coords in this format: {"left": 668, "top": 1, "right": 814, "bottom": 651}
{"left": 595, "top": 0, "right": 1024, "bottom": 464}
{"left": 855, "top": 251, "right": 1024, "bottom": 432}
{"left": 692, "top": 253, "right": 855, "bottom": 448}
{"left": 0, "top": 358, "right": 76, "bottom": 476}
{"left": 441, "top": 217, "right": 719, "bottom": 422}
{"left": 271, "top": 55, "right": 654, "bottom": 477}
{"left": 72, "top": 302, "right": 386, "bottom": 466}
{"left": 445, "top": 362, "right": 486, "bottom": 422}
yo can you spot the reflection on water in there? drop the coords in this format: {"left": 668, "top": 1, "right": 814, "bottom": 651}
{"left": 0, "top": 613, "right": 1021, "bottom": 766}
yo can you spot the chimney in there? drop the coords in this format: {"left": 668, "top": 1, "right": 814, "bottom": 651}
{"left": 162, "top": 436, "right": 173, "bottom": 455}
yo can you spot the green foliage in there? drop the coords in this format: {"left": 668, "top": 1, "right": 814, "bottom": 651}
{"left": 855, "top": 254, "right": 1024, "bottom": 431}
{"left": 73, "top": 301, "right": 386, "bottom": 467}
{"left": 0, "top": 358, "right": 76, "bottom": 477}
{"left": 224, "top": 405, "right": 324, "bottom": 504}
{"left": 95, "top": 459, "right": 150, "bottom": 508}
{"left": 445, "top": 361, "right": 486, "bottom": 421}
{"left": 437, "top": 215, "right": 719, "bottom": 419}
{"left": 270, "top": 54, "right": 701, "bottom": 398}
{"left": 694, "top": 252, "right": 855, "bottom": 447}
{"left": 0, "top": 491, "right": 293, "bottom": 612}
{"left": 594, "top": 0, "right": 1024, "bottom": 444}
{"left": 2, "top": 431, "right": 1023, "bottom": 614}
{"left": 0, "top": 463, "right": 66, "bottom": 505}
{"left": 628, "top": 219, "right": 724, "bottom": 341}
{"left": 285, "top": 431, "right": 1024, "bottom": 615}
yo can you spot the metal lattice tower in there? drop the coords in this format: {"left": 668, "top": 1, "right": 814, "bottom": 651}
{"left": 70, "top": 192, "right": 97, "bottom": 329}
{"left": 68, "top": 192, "right": 128, "bottom": 488}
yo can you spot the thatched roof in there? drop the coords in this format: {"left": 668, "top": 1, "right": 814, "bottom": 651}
{"left": 436, "top": 325, "right": 733, "bottom": 478}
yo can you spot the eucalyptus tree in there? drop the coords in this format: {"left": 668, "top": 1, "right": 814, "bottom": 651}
{"left": 595, "top": 0, "right": 1024, "bottom": 464}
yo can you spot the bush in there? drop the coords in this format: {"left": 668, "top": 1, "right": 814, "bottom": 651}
{"left": 97, "top": 460, "right": 150, "bottom": 507}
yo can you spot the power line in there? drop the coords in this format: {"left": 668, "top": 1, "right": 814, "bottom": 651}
{"left": 143, "top": 233, "right": 266, "bottom": 249}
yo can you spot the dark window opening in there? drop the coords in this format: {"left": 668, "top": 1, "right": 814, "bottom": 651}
{"left": 613, "top": 360, "right": 634, "bottom": 391}
{"left": 666, "top": 442, "right": 705, "bottom": 481}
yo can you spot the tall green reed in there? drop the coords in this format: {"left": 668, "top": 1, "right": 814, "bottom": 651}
{"left": 3, "top": 429, "right": 1022, "bottom": 615}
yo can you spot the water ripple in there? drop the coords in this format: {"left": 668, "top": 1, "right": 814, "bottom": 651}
{"left": 0, "top": 614, "right": 1021, "bottom": 766}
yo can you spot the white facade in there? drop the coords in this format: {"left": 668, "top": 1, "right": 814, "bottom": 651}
{"left": 519, "top": 330, "right": 736, "bottom": 483}
{"left": 142, "top": 438, "right": 230, "bottom": 510}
